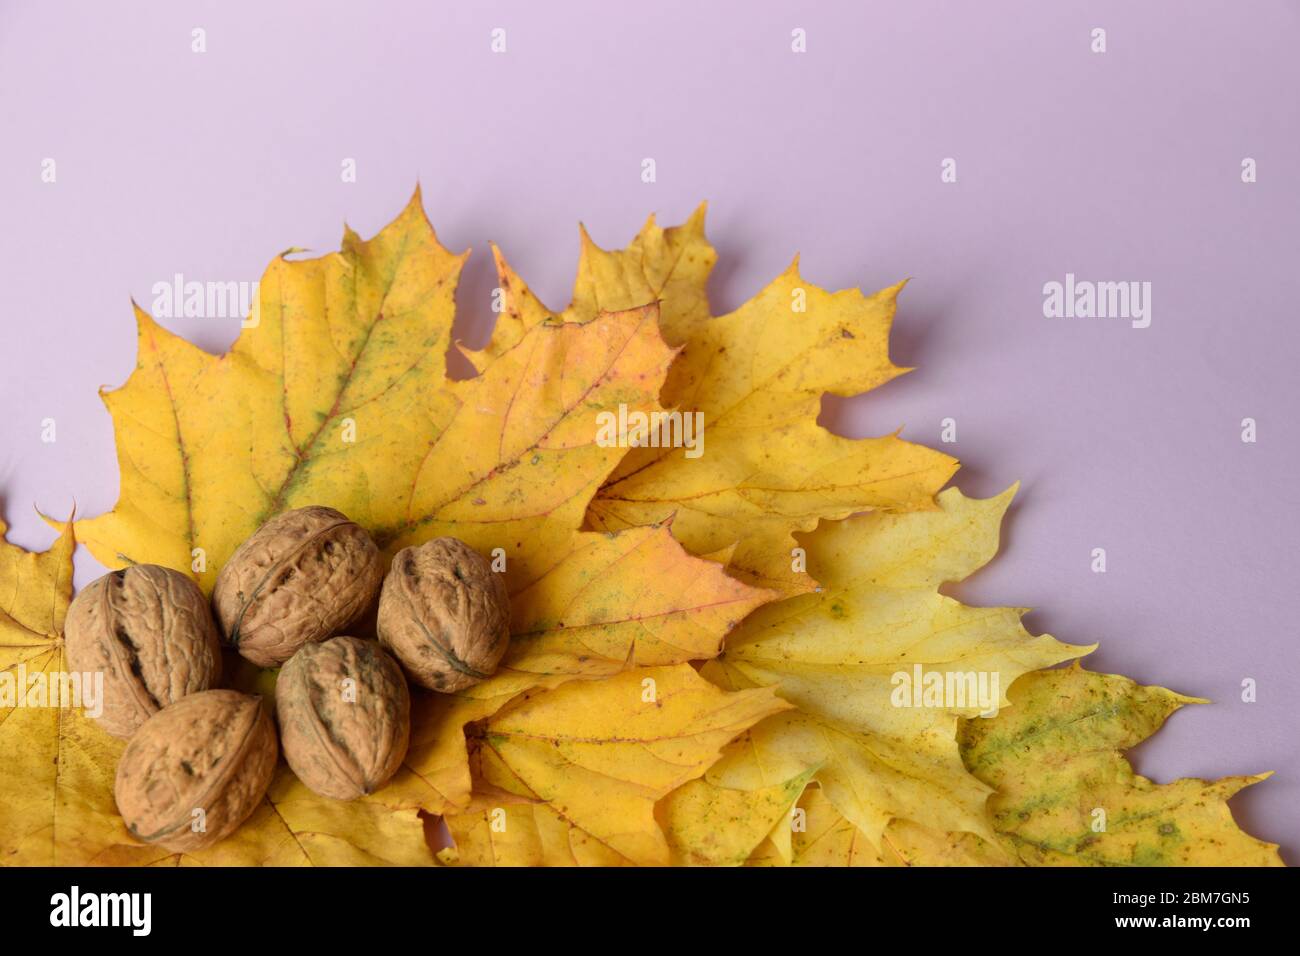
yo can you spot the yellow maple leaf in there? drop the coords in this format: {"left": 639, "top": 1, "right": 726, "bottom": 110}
{"left": 439, "top": 793, "right": 627, "bottom": 867}
{"left": 0, "top": 522, "right": 430, "bottom": 866}
{"left": 960, "top": 665, "right": 1283, "bottom": 866}
{"left": 750, "top": 666, "right": 1283, "bottom": 868}
{"left": 877, "top": 818, "right": 1013, "bottom": 867}
{"left": 390, "top": 524, "right": 776, "bottom": 817}
{"left": 782, "top": 786, "right": 879, "bottom": 866}
{"left": 657, "top": 766, "right": 816, "bottom": 866}
{"left": 753, "top": 785, "right": 1006, "bottom": 867}
{"left": 472, "top": 209, "right": 714, "bottom": 365}
{"left": 501, "top": 523, "right": 772, "bottom": 679}
{"left": 745, "top": 785, "right": 1003, "bottom": 867}
{"left": 0, "top": 519, "right": 123, "bottom": 865}
{"left": 698, "top": 486, "right": 1091, "bottom": 854}
{"left": 71, "top": 190, "right": 676, "bottom": 594}
{"left": 463, "top": 663, "right": 790, "bottom": 865}
{"left": 469, "top": 209, "right": 958, "bottom": 594}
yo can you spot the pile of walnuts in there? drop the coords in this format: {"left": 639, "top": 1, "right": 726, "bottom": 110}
{"left": 64, "top": 506, "right": 511, "bottom": 852}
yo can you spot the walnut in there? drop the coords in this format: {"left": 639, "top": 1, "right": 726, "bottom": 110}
{"left": 377, "top": 537, "right": 510, "bottom": 692}
{"left": 212, "top": 506, "right": 384, "bottom": 667}
{"left": 64, "top": 565, "right": 222, "bottom": 739}
{"left": 276, "top": 636, "right": 410, "bottom": 800}
{"left": 114, "top": 690, "right": 277, "bottom": 853}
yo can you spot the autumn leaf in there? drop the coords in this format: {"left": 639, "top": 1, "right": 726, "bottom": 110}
{"left": 0, "top": 522, "right": 430, "bottom": 866}
{"left": 751, "top": 667, "right": 1283, "bottom": 868}
{"left": 781, "top": 785, "right": 883, "bottom": 867}
{"left": 657, "top": 765, "right": 816, "bottom": 866}
{"left": 439, "top": 793, "right": 628, "bottom": 867}
{"left": 499, "top": 523, "right": 772, "bottom": 680}
{"left": 70, "top": 190, "right": 677, "bottom": 595}
{"left": 471, "top": 209, "right": 714, "bottom": 366}
{"left": 878, "top": 818, "right": 1014, "bottom": 866}
{"left": 379, "top": 692, "right": 498, "bottom": 819}
{"left": 462, "top": 663, "right": 791, "bottom": 866}
{"left": 386, "top": 671, "right": 624, "bottom": 821}
{"left": 385, "top": 521, "right": 778, "bottom": 822}
{"left": 437, "top": 655, "right": 800, "bottom": 867}
{"left": 0, "top": 518, "right": 127, "bottom": 865}
{"left": 959, "top": 665, "right": 1283, "bottom": 866}
{"left": 752, "top": 785, "right": 1007, "bottom": 867}
{"left": 697, "top": 486, "right": 1091, "bottom": 856}
{"left": 470, "top": 209, "right": 958, "bottom": 594}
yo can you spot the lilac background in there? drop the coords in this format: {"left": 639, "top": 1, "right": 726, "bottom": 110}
{"left": 1, "top": 1, "right": 1295, "bottom": 859}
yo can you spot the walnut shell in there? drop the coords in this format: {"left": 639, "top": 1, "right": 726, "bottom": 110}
{"left": 212, "top": 506, "right": 384, "bottom": 667}
{"left": 276, "top": 636, "right": 410, "bottom": 800}
{"left": 114, "top": 690, "right": 277, "bottom": 852}
{"left": 64, "top": 565, "right": 222, "bottom": 739}
{"left": 377, "top": 537, "right": 510, "bottom": 692}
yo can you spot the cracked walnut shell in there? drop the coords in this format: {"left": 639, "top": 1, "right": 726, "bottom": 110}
{"left": 64, "top": 565, "right": 222, "bottom": 739}
{"left": 114, "top": 690, "right": 277, "bottom": 853}
{"left": 212, "top": 506, "right": 384, "bottom": 667}
{"left": 377, "top": 538, "right": 510, "bottom": 692}
{"left": 277, "top": 636, "right": 410, "bottom": 800}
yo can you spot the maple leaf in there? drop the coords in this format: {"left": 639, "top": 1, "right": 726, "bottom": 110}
{"left": 742, "top": 667, "right": 1283, "bottom": 868}
{"left": 771, "top": 786, "right": 874, "bottom": 866}
{"left": 0, "top": 518, "right": 119, "bottom": 865}
{"left": 496, "top": 523, "right": 772, "bottom": 680}
{"left": 746, "top": 785, "right": 1007, "bottom": 867}
{"left": 0, "top": 522, "right": 430, "bottom": 866}
{"left": 960, "top": 665, "right": 1283, "bottom": 866}
{"left": 439, "top": 792, "right": 647, "bottom": 867}
{"left": 70, "top": 190, "right": 676, "bottom": 594}
{"left": 656, "top": 766, "right": 816, "bottom": 866}
{"left": 391, "top": 523, "right": 776, "bottom": 817}
{"left": 468, "top": 210, "right": 959, "bottom": 594}
{"left": 459, "top": 664, "right": 790, "bottom": 866}
{"left": 696, "top": 486, "right": 1091, "bottom": 855}
{"left": 443, "top": 765, "right": 819, "bottom": 868}
{"left": 438, "top": 793, "right": 625, "bottom": 867}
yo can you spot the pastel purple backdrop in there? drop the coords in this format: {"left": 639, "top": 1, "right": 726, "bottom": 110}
{"left": 1, "top": 1, "right": 1295, "bottom": 859}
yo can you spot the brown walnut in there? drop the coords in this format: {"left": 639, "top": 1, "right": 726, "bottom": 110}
{"left": 277, "top": 636, "right": 410, "bottom": 800}
{"left": 377, "top": 537, "right": 510, "bottom": 692}
{"left": 64, "top": 565, "right": 222, "bottom": 739}
{"left": 114, "top": 690, "right": 277, "bottom": 853}
{"left": 212, "top": 506, "right": 384, "bottom": 667}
